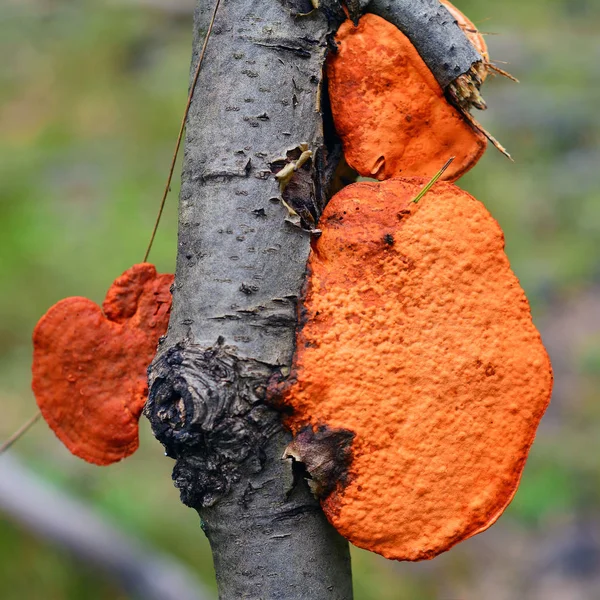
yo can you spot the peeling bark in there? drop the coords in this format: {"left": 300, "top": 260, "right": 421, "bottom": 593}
{"left": 284, "top": 426, "right": 355, "bottom": 498}
{"left": 145, "top": 0, "right": 490, "bottom": 597}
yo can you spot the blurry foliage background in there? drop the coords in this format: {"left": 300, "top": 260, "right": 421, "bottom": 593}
{"left": 1, "top": 0, "right": 600, "bottom": 598}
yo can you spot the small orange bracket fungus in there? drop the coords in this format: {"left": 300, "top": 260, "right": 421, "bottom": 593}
{"left": 326, "top": 12, "right": 488, "bottom": 181}
{"left": 32, "top": 263, "right": 174, "bottom": 466}
{"left": 274, "top": 179, "right": 553, "bottom": 561}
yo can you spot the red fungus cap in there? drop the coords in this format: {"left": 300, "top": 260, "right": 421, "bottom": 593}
{"left": 327, "top": 13, "right": 487, "bottom": 181}
{"left": 277, "top": 180, "right": 553, "bottom": 561}
{"left": 32, "top": 263, "right": 174, "bottom": 466}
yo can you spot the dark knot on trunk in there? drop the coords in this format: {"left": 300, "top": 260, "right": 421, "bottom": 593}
{"left": 145, "top": 341, "right": 282, "bottom": 509}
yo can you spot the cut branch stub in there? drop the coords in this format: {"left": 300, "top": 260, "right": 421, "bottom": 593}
{"left": 326, "top": 13, "right": 487, "bottom": 181}
{"left": 273, "top": 179, "right": 553, "bottom": 561}
{"left": 440, "top": 0, "right": 488, "bottom": 64}
{"left": 32, "top": 263, "right": 174, "bottom": 466}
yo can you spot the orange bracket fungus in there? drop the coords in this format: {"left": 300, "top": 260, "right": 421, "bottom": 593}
{"left": 32, "top": 264, "right": 174, "bottom": 466}
{"left": 274, "top": 179, "right": 553, "bottom": 561}
{"left": 327, "top": 12, "right": 488, "bottom": 181}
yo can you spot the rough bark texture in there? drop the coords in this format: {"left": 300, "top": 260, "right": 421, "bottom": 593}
{"left": 145, "top": 1, "right": 486, "bottom": 598}
{"left": 146, "top": 1, "right": 353, "bottom": 598}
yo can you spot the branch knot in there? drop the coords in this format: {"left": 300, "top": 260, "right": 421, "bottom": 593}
{"left": 146, "top": 342, "right": 282, "bottom": 508}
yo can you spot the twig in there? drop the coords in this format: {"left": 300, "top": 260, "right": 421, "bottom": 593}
{"left": 1, "top": 0, "right": 224, "bottom": 454}
{"left": 0, "top": 412, "right": 41, "bottom": 454}
{"left": 143, "top": 0, "right": 222, "bottom": 263}
{"left": 0, "top": 454, "right": 212, "bottom": 600}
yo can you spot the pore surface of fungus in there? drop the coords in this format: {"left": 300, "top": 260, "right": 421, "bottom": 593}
{"left": 277, "top": 179, "right": 553, "bottom": 561}
{"left": 327, "top": 13, "right": 487, "bottom": 181}
{"left": 32, "top": 263, "right": 174, "bottom": 466}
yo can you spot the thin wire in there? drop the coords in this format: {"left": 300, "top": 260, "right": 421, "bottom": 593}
{"left": 143, "top": 0, "right": 222, "bottom": 262}
{"left": 0, "top": 413, "right": 42, "bottom": 454}
{"left": 1, "top": 0, "right": 224, "bottom": 455}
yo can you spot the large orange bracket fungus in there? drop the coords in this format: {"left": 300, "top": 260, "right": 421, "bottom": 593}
{"left": 32, "top": 264, "right": 174, "bottom": 466}
{"left": 327, "top": 12, "right": 488, "bottom": 181}
{"left": 274, "top": 179, "right": 553, "bottom": 561}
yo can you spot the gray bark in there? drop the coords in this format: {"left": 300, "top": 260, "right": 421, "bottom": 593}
{"left": 146, "top": 1, "right": 353, "bottom": 598}
{"left": 145, "top": 1, "right": 486, "bottom": 598}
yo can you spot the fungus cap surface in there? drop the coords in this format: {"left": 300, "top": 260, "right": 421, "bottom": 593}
{"left": 280, "top": 180, "right": 553, "bottom": 561}
{"left": 32, "top": 263, "right": 174, "bottom": 465}
{"left": 327, "top": 14, "right": 487, "bottom": 182}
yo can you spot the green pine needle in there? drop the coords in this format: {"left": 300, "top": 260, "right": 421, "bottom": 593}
{"left": 412, "top": 157, "right": 455, "bottom": 204}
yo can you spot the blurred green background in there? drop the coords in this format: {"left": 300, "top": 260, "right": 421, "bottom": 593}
{"left": 1, "top": 0, "right": 599, "bottom": 598}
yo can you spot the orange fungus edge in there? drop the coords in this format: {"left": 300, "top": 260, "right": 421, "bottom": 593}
{"left": 280, "top": 179, "right": 553, "bottom": 561}
{"left": 32, "top": 263, "right": 174, "bottom": 466}
{"left": 327, "top": 14, "right": 487, "bottom": 182}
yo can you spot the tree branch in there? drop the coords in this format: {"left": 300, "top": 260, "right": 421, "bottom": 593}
{"left": 145, "top": 1, "right": 489, "bottom": 597}
{"left": 361, "top": 0, "right": 483, "bottom": 88}
{"left": 146, "top": 1, "right": 352, "bottom": 598}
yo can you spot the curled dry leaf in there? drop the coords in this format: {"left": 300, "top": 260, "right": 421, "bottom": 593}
{"left": 327, "top": 13, "right": 487, "bottom": 181}
{"left": 274, "top": 179, "right": 553, "bottom": 561}
{"left": 32, "top": 264, "right": 174, "bottom": 466}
